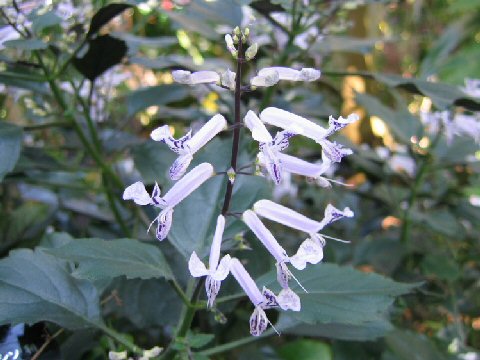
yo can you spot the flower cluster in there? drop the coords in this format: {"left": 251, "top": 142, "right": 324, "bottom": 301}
{"left": 420, "top": 110, "right": 480, "bottom": 145}
{"left": 123, "top": 27, "right": 358, "bottom": 336}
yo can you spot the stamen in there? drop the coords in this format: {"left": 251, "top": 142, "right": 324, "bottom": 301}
{"left": 321, "top": 234, "right": 351, "bottom": 243}
{"left": 286, "top": 266, "right": 308, "bottom": 293}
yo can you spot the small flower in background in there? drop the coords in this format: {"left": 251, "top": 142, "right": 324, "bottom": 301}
{"left": 151, "top": 114, "right": 227, "bottom": 180}
{"left": 244, "top": 110, "right": 296, "bottom": 184}
{"left": 389, "top": 154, "right": 416, "bottom": 177}
{"left": 172, "top": 70, "right": 220, "bottom": 85}
{"left": 123, "top": 163, "right": 214, "bottom": 240}
{"left": 189, "top": 215, "right": 231, "bottom": 308}
{"left": 420, "top": 110, "right": 480, "bottom": 145}
{"left": 260, "top": 107, "right": 359, "bottom": 163}
{"left": 253, "top": 200, "right": 353, "bottom": 270}
{"left": 462, "top": 78, "right": 480, "bottom": 98}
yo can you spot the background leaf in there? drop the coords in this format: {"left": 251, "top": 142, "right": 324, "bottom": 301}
{"left": 87, "top": 3, "right": 133, "bottom": 37}
{"left": 0, "top": 122, "right": 22, "bottom": 181}
{"left": 47, "top": 238, "right": 173, "bottom": 281}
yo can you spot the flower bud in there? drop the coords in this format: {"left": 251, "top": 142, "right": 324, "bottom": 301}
{"left": 234, "top": 26, "right": 241, "bottom": 36}
{"left": 233, "top": 34, "right": 239, "bottom": 44}
{"left": 244, "top": 27, "right": 250, "bottom": 37}
{"left": 245, "top": 43, "right": 258, "bottom": 61}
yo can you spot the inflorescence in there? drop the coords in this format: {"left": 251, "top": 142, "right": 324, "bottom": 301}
{"left": 123, "top": 27, "right": 358, "bottom": 337}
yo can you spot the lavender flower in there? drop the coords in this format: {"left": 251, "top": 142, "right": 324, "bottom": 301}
{"left": 123, "top": 163, "right": 214, "bottom": 241}
{"left": 244, "top": 110, "right": 296, "bottom": 184}
{"left": 260, "top": 108, "right": 359, "bottom": 163}
{"left": 253, "top": 200, "right": 353, "bottom": 270}
{"left": 151, "top": 114, "right": 227, "bottom": 180}
{"left": 188, "top": 215, "right": 231, "bottom": 308}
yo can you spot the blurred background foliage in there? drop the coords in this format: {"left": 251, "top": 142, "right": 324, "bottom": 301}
{"left": 1, "top": 0, "right": 480, "bottom": 359}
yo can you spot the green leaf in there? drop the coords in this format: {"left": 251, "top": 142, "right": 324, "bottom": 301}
{"left": 73, "top": 35, "right": 127, "bottom": 81}
{"left": 126, "top": 84, "right": 189, "bottom": 116}
{"left": 0, "top": 122, "right": 22, "bottom": 181}
{"left": 0, "top": 248, "right": 101, "bottom": 329}
{"left": 187, "top": 332, "right": 214, "bottom": 349}
{"left": 278, "top": 339, "right": 331, "bottom": 360}
{"left": 87, "top": 3, "right": 133, "bottom": 37}
{"left": 46, "top": 238, "right": 173, "bottom": 281}
{"left": 258, "top": 263, "right": 416, "bottom": 326}
{"left": 4, "top": 38, "right": 48, "bottom": 50}
{"left": 31, "top": 11, "right": 62, "bottom": 33}
{"left": 386, "top": 329, "right": 451, "bottom": 360}
{"left": 421, "top": 254, "right": 461, "bottom": 281}
{"left": 280, "top": 319, "right": 394, "bottom": 341}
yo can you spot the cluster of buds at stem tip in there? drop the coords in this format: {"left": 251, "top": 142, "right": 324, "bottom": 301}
{"left": 225, "top": 26, "right": 258, "bottom": 61}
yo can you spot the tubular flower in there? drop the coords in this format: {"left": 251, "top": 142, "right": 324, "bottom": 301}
{"left": 253, "top": 199, "right": 354, "bottom": 270}
{"left": 242, "top": 210, "right": 305, "bottom": 308}
{"left": 275, "top": 153, "right": 348, "bottom": 188}
{"left": 258, "top": 67, "right": 321, "bottom": 82}
{"left": 230, "top": 258, "right": 296, "bottom": 336}
{"left": 260, "top": 107, "right": 359, "bottom": 163}
{"left": 151, "top": 114, "right": 227, "bottom": 180}
{"left": 123, "top": 163, "right": 214, "bottom": 241}
{"left": 188, "top": 215, "right": 231, "bottom": 308}
{"left": 244, "top": 110, "right": 296, "bottom": 184}
{"left": 172, "top": 70, "right": 220, "bottom": 85}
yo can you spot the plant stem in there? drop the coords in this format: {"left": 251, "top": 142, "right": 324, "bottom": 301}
{"left": 97, "top": 323, "right": 142, "bottom": 355}
{"left": 221, "top": 38, "right": 244, "bottom": 215}
{"left": 198, "top": 328, "right": 276, "bottom": 356}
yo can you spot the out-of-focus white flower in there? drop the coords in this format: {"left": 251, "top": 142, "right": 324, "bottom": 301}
{"left": 389, "top": 154, "right": 416, "bottom": 177}
{"left": 250, "top": 69, "right": 280, "bottom": 87}
{"left": 258, "top": 67, "right": 321, "bottom": 82}
{"left": 172, "top": 70, "right": 220, "bottom": 85}
{"left": 462, "top": 78, "right": 480, "bottom": 98}
{"left": 189, "top": 215, "right": 231, "bottom": 308}
{"left": 421, "top": 110, "right": 480, "bottom": 145}
{"left": 123, "top": 163, "right": 214, "bottom": 241}
{"left": 151, "top": 114, "right": 227, "bottom": 180}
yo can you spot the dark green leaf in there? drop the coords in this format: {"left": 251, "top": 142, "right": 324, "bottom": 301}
{"left": 421, "top": 254, "right": 461, "bottom": 281}
{"left": 278, "top": 339, "right": 331, "bottom": 360}
{"left": 87, "top": 3, "right": 133, "bottom": 37}
{"left": 0, "top": 122, "right": 22, "bottom": 181}
{"left": 46, "top": 238, "right": 173, "bottom": 281}
{"left": 187, "top": 333, "right": 214, "bottom": 349}
{"left": 258, "top": 263, "right": 416, "bottom": 326}
{"left": 0, "top": 248, "right": 101, "bottom": 329}
{"left": 126, "top": 84, "right": 189, "bottom": 116}
{"left": 73, "top": 35, "right": 127, "bottom": 81}
{"left": 386, "top": 329, "right": 451, "bottom": 360}
{"left": 4, "top": 38, "right": 47, "bottom": 50}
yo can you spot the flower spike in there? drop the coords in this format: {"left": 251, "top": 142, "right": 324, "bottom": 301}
{"left": 253, "top": 200, "right": 354, "bottom": 270}
{"left": 189, "top": 215, "right": 231, "bottom": 308}
{"left": 151, "top": 114, "right": 227, "bottom": 180}
{"left": 123, "top": 163, "right": 214, "bottom": 241}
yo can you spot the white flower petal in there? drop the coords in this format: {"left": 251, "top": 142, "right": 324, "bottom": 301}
{"left": 209, "top": 214, "right": 226, "bottom": 270}
{"left": 277, "top": 288, "right": 301, "bottom": 311}
{"left": 169, "top": 153, "right": 194, "bottom": 181}
{"left": 242, "top": 210, "right": 289, "bottom": 263}
{"left": 123, "top": 181, "right": 151, "bottom": 206}
{"left": 253, "top": 199, "right": 322, "bottom": 234}
{"left": 327, "top": 113, "right": 359, "bottom": 135}
{"left": 260, "top": 107, "right": 328, "bottom": 140}
{"left": 155, "top": 208, "right": 173, "bottom": 241}
{"left": 261, "top": 287, "right": 279, "bottom": 309}
{"left": 289, "top": 238, "right": 324, "bottom": 270}
{"left": 205, "top": 276, "right": 221, "bottom": 309}
{"left": 188, "top": 251, "right": 209, "bottom": 277}
{"left": 221, "top": 69, "right": 236, "bottom": 90}
{"left": 188, "top": 114, "right": 227, "bottom": 153}
{"left": 211, "top": 254, "right": 231, "bottom": 281}
{"left": 320, "top": 139, "right": 353, "bottom": 163}
{"left": 249, "top": 307, "right": 269, "bottom": 337}
{"left": 162, "top": 163, "right": 214, "bottom": 207}
{"left": 299, "top": 68, "right": 321, "bottom": 81}
{"left": 190, "top": 71, "right": 220, "bottom": 84}
{"left": 317, "top": 204, "right": 354, "bottom": 231}
{"left": 277, "top": 153, "right": 328, "bottom": 178}
{"left": 251, "top": 69, "right": 280, "bottom": 87}
{"left": 230, "top": 258, "right": 264, "bottom": 306}
{"left": 244, "top": 110, "right": 273, "bottom": 143}
{"left": 172, "top": 70, "right": 192, "bottom": 84}
{"left": 261, "top": 145, "right": 283, "bottom": 185}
